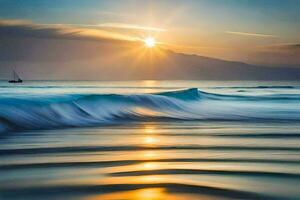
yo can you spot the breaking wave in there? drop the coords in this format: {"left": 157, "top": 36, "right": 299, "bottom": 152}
{"left": 1, "top": 88, "right": 300, "bottom": 133}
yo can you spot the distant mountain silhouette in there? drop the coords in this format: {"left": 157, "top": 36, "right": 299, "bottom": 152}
{"left": 140, "top": 50, "right": 300, "bottom": 80}
{"left": 0, "top": 37, "right": 299, "bottom": 80}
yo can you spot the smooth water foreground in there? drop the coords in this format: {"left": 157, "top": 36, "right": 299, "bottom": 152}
{"left": 0, "top": 81, "right": 300, "bottom": 200}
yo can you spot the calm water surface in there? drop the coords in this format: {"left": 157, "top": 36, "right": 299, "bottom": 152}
{"left": 0, "top": 80, "right": 300, "bottom": 200}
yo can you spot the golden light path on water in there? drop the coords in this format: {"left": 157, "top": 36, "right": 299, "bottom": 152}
{"left": 42, "top": 124, "right": 298, "bottom": 200}
{"left": 83, "top": 125, "right": 219, "bottom": 200}
{"left": 86, "top": 187, "right": 214, "bottom": 200}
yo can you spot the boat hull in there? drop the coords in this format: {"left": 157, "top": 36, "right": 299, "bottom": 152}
{"left": 8, "top": 80, "right": 22, "bottom": 83}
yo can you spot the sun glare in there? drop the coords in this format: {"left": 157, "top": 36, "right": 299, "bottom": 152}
{"left": 144, "top": 37, "right": 156, "bottom": 48}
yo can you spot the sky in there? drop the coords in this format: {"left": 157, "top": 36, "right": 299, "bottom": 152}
{"left": 0, "top": 0, "right": 299, "bottom": 80}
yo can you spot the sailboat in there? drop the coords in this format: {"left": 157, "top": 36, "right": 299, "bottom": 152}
{"left": 8, "top": 70, "right": 23, "bottom": 83}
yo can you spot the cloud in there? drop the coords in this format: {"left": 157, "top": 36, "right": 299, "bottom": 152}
{"left": 95, "top": 23, "right": 166, "bottom": 32}
{"left": 226, "top": 31, "right": 277, "bottom": 38}
{"left": 0, "top": 19, "right": 145, "bottom": 62}
{"left": 0, "top": 19, "right": 139, "bottom": 43}
{"left": 0, "top": 19, "right": 31, "bottom": 26}
{"left": 41, "top": 22, "right": 166, "bottom": 32}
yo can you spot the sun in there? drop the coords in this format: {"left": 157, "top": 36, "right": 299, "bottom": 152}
{"left": 144, "top": 37, "right": 156, "bottom": 48}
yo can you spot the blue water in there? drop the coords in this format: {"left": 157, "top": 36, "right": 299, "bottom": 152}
{"left": 0, "top": 80, "right": 300, "bottom": 200}
{"left": 1, "top": 81, "right": 300, "bottom": 133}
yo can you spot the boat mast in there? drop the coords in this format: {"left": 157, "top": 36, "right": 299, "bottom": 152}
{"left": 13, "top": 70, "right": 16, "bottom": 81}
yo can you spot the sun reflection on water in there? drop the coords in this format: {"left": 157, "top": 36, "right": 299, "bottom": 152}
{"left": 140, "top": 80, "right": 159, "bottom": 93}
{"left": 143, "top": 136, "right": 157, "bottom": 145}
{"left": 85, "top": 186, "right": 208, "bottom": 200}
{"left": 141, "top": 125, "right": 160, "bottom": 147}
{"left": 142, "top": 162, "right": 158, "bottom": 170}
{"left": 144, "top": 125, "right": 155, "bottom": 134}
{"left": 143, "top": 151, "right": 157, "bottom": 159}
{"left": 84, "top": 125, "right": 173, "bottom": 200}
{"left": 86, "top": 188, "right": 167, "bottom": 200}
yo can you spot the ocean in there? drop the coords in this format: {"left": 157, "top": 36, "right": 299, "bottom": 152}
{"left": 0, "top": 80, "right": 300, "bottom": 200}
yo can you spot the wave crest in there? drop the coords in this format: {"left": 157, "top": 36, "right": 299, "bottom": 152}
{"left": 1, "top": 88, "right": 300, "bottom": 133}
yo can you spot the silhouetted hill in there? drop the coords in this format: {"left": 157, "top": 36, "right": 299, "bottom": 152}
{"left": 0, "top": 37, "right": 299, "bottom": 80}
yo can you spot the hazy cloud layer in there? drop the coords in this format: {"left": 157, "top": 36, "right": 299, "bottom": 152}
{"left": 226, "top": 31, "right": 277, "bottom": 38}
{"left": 41, "top": 23, "right": 166, "bottom": 32}
{"left": 0, "top": 19, "right": 139, "bottom": 42}
{"left": 96, "top": 23, "right": 166, "bottom": 32}
{"left": 0, "top": 19, "right": 142, "bottom": 63}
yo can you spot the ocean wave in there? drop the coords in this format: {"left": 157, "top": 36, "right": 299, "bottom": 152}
{"left": 213, "top": 85, "right": 297, "bottom": 89}
{"left": 1, "top": 145, "right": 299, "bottom": 156}
{"left": 109, "top": 168, "right": 300, "bottom": 178}
{"left": 1, "top": 158, "right": 299, "bottom": 170}
{"left": 1, "top": 88, "right": 300, "bottom": 133}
